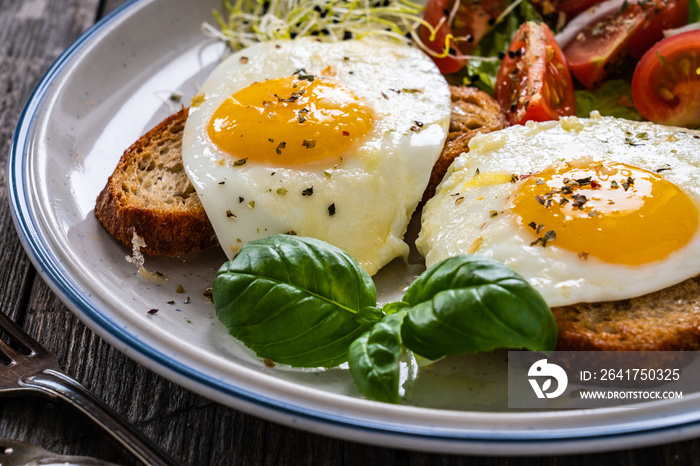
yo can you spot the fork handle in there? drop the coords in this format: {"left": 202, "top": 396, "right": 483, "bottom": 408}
{"left": 20, "top": 368, "right": 180, "bottom": 466}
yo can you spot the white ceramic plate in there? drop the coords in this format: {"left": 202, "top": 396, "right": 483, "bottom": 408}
{"left": 10, "top": 0, "right": 700, "bottom": 454}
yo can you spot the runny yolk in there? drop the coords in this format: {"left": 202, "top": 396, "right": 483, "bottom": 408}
{"left": 208, "top": 74, "right": 375, "bottom": 167}
{"left": 509, "top": 159, "right": 699, "bottom": 265}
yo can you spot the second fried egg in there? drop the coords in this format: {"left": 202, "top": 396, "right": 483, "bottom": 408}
{"left": 417, "top": 114, "right": 700, "bottom": 306}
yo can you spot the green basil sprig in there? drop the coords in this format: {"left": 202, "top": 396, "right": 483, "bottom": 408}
{"left": 400, "top": 256, "right": 557, "bottom": 360}
{"left": 213, "top": 235, "right": 557, "bottom": 402}
{"left": 213, "top": 235, "right": 379, "bottom": 367}
{"left": 348, "top": 311, "right": 406, "bottom": 404}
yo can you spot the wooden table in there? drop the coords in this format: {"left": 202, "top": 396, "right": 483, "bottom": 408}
{"left": 0, "top": 0, "right": 698, "bottom": 464}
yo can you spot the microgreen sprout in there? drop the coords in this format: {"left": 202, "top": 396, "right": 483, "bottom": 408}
{"left": 203, "top": 0, "right": 496, "bottom": 62}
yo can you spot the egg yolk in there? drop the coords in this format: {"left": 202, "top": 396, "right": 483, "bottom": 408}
{"left": 509, "top": 160, "right": 698, "bottom": 265}
{"left": 208, "top": 73, "right": 375, "bottom": 167}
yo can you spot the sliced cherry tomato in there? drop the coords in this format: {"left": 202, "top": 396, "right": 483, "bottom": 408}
{"left": 627, "top": 0, "right": 687, "bottom": 57}
{"left": 494, "top": 21, "right": 576, "bottom": 125}
{"left": 563, "top": 0, "right": 687, "bottom": 89}
{"left": 632, "top": 29, "right": 700, "bottom": 127}
{"left": 420, "top": 0, "right": 506, "bottom": 74}
{"left": 555, "top": 0, "right": 605, "bottom": 19}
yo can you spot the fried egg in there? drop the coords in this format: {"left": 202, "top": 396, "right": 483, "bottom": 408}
{"left": 417, "top": 114, "right": 700, "bottom": 307}
{"left": 182, "top": 37, "right": 451, "bottom": 275}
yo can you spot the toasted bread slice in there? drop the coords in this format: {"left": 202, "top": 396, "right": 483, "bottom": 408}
{"left": 422, "top": 86, "right": 508, "bottom": 203}
{"left": 554, "top": 276, "right": 700, "bottom": 351}
{"left": 95, "top": 107, "right": 218, "bottom": 256}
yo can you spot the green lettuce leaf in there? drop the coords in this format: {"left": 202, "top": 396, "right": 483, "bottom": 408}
{"left": 213, "top": 235, "right": 378, "bottom": 367}
{"left": 400, "top": 256, "right": 557, "bottom": 360}
{"left": 575, "top": 79, "right": 644, "bottom": 121}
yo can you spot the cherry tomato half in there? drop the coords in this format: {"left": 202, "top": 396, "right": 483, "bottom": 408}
{"left": 420, "top": 0, "right": 506, "bottom": 74}
{"left": 494, "top": 21, "right": 576, "bottom": 125}
{"left": 563, "top": 0, "right": 687, "bottom": 89}
{"left": 632, "top": 29, "right": 700, "bottom": 128}
{"left": 555, "top": 0, "right": 605, "bottom": 19}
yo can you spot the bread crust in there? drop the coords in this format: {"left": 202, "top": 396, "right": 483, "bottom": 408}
{"left": 553, "top": 275, "right": 700, "bottom": 351}
{"left": 95, "top": 108, "right": 218, "bottom": 256}
{"left": 422, "top": 86, "right": 508, "bottom": 203}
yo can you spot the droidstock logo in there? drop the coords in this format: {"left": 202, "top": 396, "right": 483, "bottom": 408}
{"left": 528, "top": 359, "right": 568, "bottom": 399}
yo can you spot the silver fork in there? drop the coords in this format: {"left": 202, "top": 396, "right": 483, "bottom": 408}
{"left": 0, "top": 436, "right": 121, "bottom": 465}
{"left": 0, "top": 311, "right": 179, "bottom": 466}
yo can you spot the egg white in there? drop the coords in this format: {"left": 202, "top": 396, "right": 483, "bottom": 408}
{"left": 417, "top": 114, "right": 700, "bottom": 307}
{"left": 182, "top": 37, "right": 451, "bottom": 275}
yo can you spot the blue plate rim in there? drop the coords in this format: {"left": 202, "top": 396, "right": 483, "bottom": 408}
{"left": 8, "top": 0, "right": 700, "bottom": 453}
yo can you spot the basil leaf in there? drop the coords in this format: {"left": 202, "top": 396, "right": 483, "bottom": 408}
{"left": 213, "top": 235, "right": 377, "bottom": 367}
{"left": 348, "top": 311, "right": 406, "bottom": 404}
{"left": 575, "top": 79, "right": 643, "bottom": 121}
{"left": 401, "top": 256, "right": 557, "bottom": 360}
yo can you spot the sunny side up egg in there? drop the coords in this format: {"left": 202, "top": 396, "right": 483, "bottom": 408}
{"left": 182, "top": 37, "right": 451, "bottom": 276}
{"left": 417, "top": 114, "right": 700, "bottom": 307}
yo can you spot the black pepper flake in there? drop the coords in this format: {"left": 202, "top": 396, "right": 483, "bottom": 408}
{"left": 294, "top": 68, "right": 315, "bottom": 82}
{"left": 147, "top": 308, "right": 159, "bottom": 315}
{"left": 343, "top": 31, "right": 353, "bottom": 40}
{"left": 184, "top": 296, "right": 191, "bottom": 304}
{"left": 489, "top": 210, "right": 499, "bottom": 218}
{"left": 414, "top": 120, "right": 424, "bottom": 127}
{"left": 167, "top": 300, "right": 175, "bottom": 305}
{"left": 226, "top": 210, "right": 237, "bottom": 219}
{"left": 656, "top": 164, "right": 672, "bottom": 173}
{"left": 531, "top": 230, "right": 556, "bottom": 247}
{"left": 575, "top": 176, "right": 591, "bottom": 186}
{"left": 535, "top": 195, "right": 545, "bottom": 205}
{"left": 233, "top": 157, "right": 248, "bottom": 166}
{"left": 218, "top": 180, "right": 226, "bottom": 185}
{"left": 328, "top": 203, "right": 336, "bottom": 216}
{"left": 571, "top": 194, "right": 588, "bottom": 209}
{"left": 381, "top": 91, "right": 389, "bottom": 99}
{"left": 302, "top": 187, "right": 314, "bottom": 196}
{"left": 276, "top": 141, "right": 287, "bottom": 154}
{"left": 287, "top": 230, "right": 298, "bottom": 235}
{"left": 510, "top": 174, "right": 519, "bottom": 183}
{"left": 298, "top": 115, "right": 306, "bottom": 124}
{"left": 239, "top": 196, "right": 245, "bottom": 203}
{"left": 302, "top": 139, "right": 316, "bottom": 149}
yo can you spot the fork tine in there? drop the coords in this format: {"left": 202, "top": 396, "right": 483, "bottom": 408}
{"left": 0, "top": 337, "right": 19, "bottom": 363}
{"left": 0, "top": 311, "right": 47, "bottom": 358}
